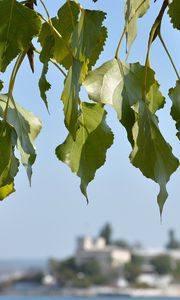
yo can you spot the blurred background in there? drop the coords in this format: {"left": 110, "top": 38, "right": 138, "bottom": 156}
{"left": 0, "top": 0, "right": 179, "bottom": 296}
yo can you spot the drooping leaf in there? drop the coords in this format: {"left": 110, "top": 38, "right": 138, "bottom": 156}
{"left": 38, "top": 35, "right": 53, "bottom": 111}
{"left": 27, "top": 44, "right": 35, "bottom": 73}
{"left": 0, "top": 121, "right": 19, "bottom": 200}
{"left": 61, "top": 60, "right": 88, "bottom": 139}
{"left": 124, "top": 0, "right": 150, "bottom": 52}
{"left": 83, "top": 59, "right": 158, "bottom": 145}
{"left": 0, "top": 95, "right": 42, "bottom": 182}
{"left": 130, "top": 100, "right": 179, "bottom": 214}
{"left": 88, "top": 26, "right": 108, "bottom": 69}
{"left": 169, "top": 80, "right": 180, "bottom": 139}
{"left": 56, "top": 103, "right": 114, "bottom": 200}
{"left": 71, "top": 9, "right": 106, "bottom": 61}
{"left": 0, "top": 80, "right": 3, "bottom": 91}
{"left": 168, "top": 0, "right": 180, "bottom": 30}
{"left": 39, "top": 62, "right": 51, "bottom": 111}
{"left": 38, "top": 1, "right": 80, "bottom": 69}
{"left": 61, "top": 8, "right": 106, "bottom": 138}
{"left": 0, "top": 0, "right": 41, "bottom": 72}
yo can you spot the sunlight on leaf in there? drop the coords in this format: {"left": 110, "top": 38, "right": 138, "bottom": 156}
{"left": 83, "top": 59, "right": 160, "bottom": 145}
{"left": 0, "top": 95, "right": 41, "bottom": 182}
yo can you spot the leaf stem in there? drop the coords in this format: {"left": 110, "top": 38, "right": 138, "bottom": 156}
{"left": 115, "top": 27, "right": 126, "bottom": 59}
{"left": 143, "top": 20, "right": 159, "bottom": 101}
{"left": 39, "top": 0, "right": 52, "bottom": 26}
{"left": 34, "top": 48, "right": 67, "bottom": 77}
{"left": 158, "top": 33, "right": 180, "bottom": 80}
{"left": 143, "top": 0, "right": 171, "bottom": 100}
{"left": 3, "top": 50, "right": 27, "bottom": 122}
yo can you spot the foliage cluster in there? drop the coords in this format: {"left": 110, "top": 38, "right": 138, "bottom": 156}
{"left": 48, "top": 257, "right": 106, "bottom": 287}
{"left": 0, "top": 0, "right": 179, "bottom": 214}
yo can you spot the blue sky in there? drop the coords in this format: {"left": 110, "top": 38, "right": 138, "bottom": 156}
{"left": 0, "top": 0, "right": 179, "bottom": 260}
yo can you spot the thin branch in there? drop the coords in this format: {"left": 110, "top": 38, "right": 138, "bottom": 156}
{"left": 158, "top": 33, "right": 180, "bottom": 80}
{"left": 34, "top": 48, "right": 67, "bottom": 77}
{"left": 115, "top": 27, "right": 126, "bottom": 59}
{"left": 39, "top": 0, "right": 52, "bottom": 26}
{"left": 3, "top": 50, "right": 27, "bottom": 121}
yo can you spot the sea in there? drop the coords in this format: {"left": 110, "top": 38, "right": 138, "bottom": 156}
{"left": 0, "top": 297, "right": 179, "bottom": 300}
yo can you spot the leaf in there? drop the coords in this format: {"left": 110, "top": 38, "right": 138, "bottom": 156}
{"left": 83, "top": 59, "right": 158, "bottom": 145}
{"left": 57, "top": 1, "right": 80, "bottom": 41}
{"left": 39, "top": 20, "right": 70, "bottom": 65}
{"left": 71, "top": 9, "right": 106, "bottom": 61}
{"left": 0, "top": 121, "right": 19, "bottom": 200}
{"left": 130, "top": 100, "right": 179, "bottom": 214}
{"left": 27, "top": 44, "right": 35, "bottom": 73}
{"left": 168, "top": 0, "right": 180, "bottom": 30}
{"left": 0, "top": 183, "right": 14, "bottom": 201}
{"left": 61, "top": 8, "right": 106, "bottom": 138}
{"left": 39, "top": 62, "right": 51, "bottom": 111}
{"left": 61, "top": 60, "right": 88, "bottom": 139}
{"left": 0, "top": 80, "right": 3, "bottom": 91}
{"left": 147, "top": 81, "right": 165, "bottom": 113}
{"left": 0, "top": 0, "right": 41, "bottom": 72}
{"left": 38, "top": 1, "right": 80, "bottom": 69}
{"left": 124, "top": 0, "right": 150, "bottom": 52}
{"left": 169, "top": 80, "right": 180, "bottom": 139}
{"left": 0, "top": 95, "right": 42, "bottom": 182}
{"left": 56, "top": 103, "right": 114, "bottom": 200}
{"left": 88, "top": 26, "right": 108, "bottom": 69}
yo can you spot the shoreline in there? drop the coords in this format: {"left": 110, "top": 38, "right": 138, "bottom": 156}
{"left": 1, "top": 285, "right": 180, "bottom": 297}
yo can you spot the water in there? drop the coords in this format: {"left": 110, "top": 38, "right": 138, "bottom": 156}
{"left": 0, "top": 297, "right": 178, "bottom": 300}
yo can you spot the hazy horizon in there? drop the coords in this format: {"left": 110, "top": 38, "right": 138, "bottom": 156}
{"left": 0, "top": 0, "right": 179, "bottom": 260}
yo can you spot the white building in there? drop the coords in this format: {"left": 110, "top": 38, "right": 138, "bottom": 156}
{"left": 75, "top": 236, "right": 131, "bottom": 275}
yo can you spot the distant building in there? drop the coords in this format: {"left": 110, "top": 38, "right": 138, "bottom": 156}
{"left": 75, "top": 236, "right": 131, "bottom": 275}
{"left": 133, "top": 248, "right": 180, "bottom": 264}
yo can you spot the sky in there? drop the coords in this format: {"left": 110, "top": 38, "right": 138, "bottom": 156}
{"left": 0, "top": 0, "right": 179, "bottom": 260}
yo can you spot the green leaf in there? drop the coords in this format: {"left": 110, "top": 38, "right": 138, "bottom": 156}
{"left": 168, "top": 0, "right": 180, "bottom": 30}
{"left": 0, "top": 95, "right": 42, "bottom": 182}
{"left": 38, "top": 1, "right": 80, "bottom": 69}
{"left": 39, "top": 62, "right": 51, "bottom": 111}
{"left": 61, "top": 60, "right": 88, "bottom": 139}
{"left": 39, "top": 19, "right": 70, "bottom": 66}
{"left": 83, "top": 59, "right": 157, "bottom": 145}
{"left": 0, "top": 121, "right": 19, "bottom": 200}
{"left": 71, "top": 9, "right": 106, "bottom": 61}
{"left": 61, "top": 8, "right": 106, "bottom": 138}
{"left": 57, "top": 1, "right": 80, "bottom": 41}
{"left": 56, "top": 103, "right": 114, "bottom": 200}
{"left": 147, "top": 81, "right": 165, "bottom": 113}
{"left": 0, "top": 0, "right": 41, "bottom": 72}
{"left": 169, "top": 80, "right": 180, "bottom": 139}
{"left": 88, "top": 26, "right": 108, "bottom": 69}
{"left": 0, "top": 80, "right": 3, "bottom": 91}
{"left": 124, "top": 0, "right": 150, "bottom": 53}
{"left": 130, "top": 100, "right": 179, "bottom": 214}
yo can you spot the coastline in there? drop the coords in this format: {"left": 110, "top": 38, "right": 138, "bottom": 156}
{"left": 2, "top": 285, "right": 180, "bottom": 297}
